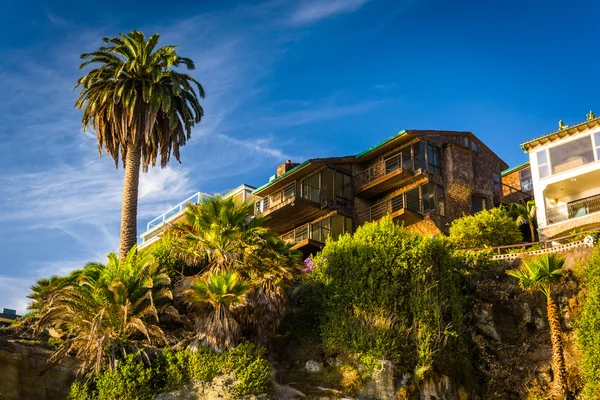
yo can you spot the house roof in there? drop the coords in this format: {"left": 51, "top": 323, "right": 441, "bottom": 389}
{"left": 520, "top": 114, "right": 600, "bottom": 152}
{"left": 252, "top": 129, "right": 508, "bottom": 195}
{"left": 501, "top": 161, "right": 530, "bottom": 176}
{"left": 252, "top": 156, "right": 355, "bottom": 195}
{"left": 356, "top": 129, "right": 507, "bottom": 169}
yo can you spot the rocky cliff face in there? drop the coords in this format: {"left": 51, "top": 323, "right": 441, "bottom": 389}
{"left": 468, "top": 248, "right": 589, "bottom": 399}
{"left": 0, "top": 340, "right": 78, "bottom": 400}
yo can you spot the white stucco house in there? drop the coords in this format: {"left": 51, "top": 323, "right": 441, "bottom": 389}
{"left": 522, "top": 112, "right": 600, "bottom": 240}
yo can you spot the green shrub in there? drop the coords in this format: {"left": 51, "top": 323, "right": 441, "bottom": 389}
{"left": 68, "top": 344, "right": 274, "bottom": 399}
{"left": 576, "top": 246, "right": 600, "bottom": 398}
{"left": 189, "top": 346, "right": 222, "bottom": 382}
{"left": 311, "top": 216, "right": 470, "bottom": 379}
{"left": 151, "top": 348, "right": 191, "bottom": 391}
{"left": 94, "top": 354, "right": 155, "bottom": 400}
{"left": 448, "top": 207, "right": 523, "bottom": 249}
{"left": 234, "top": 358, "right": 274, "bottom": 396}
{"left": 143, "top": 232, "right": 188, "bottom": 278}
{"left": 68, "top": 381, "right": 94, "bottom": 400}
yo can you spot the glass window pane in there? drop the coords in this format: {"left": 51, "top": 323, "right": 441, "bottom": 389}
{"left": 539, "top": 165, "right": 549, "bottom": 178}
{"left": 427, "top": 145, "right": 442, "bottom": 175}
{"left": 549, "top": 136, "right": 594, "bottom": 174}
{"left": 405, "top": 188, "right": 420, "bottom": 212}
{"left": 413, "top": 143, "right": 423, "bottom": 170}
{"left": 422, "top": 184, "right": 432, "bottom": 212}
{"left": 331, "top": 215, "right": 344, "bottom": 240}
{"left": 537, "top": 150, "right": 548, "bottom": 165}
{"left": 401, "top": 146, "right": 412, "bottom": 170}
{"left": 471, "top": 141, "right": 478, "bottom": 152}
{"left": 472, "top": 196, "right": 485, "bottom": 213}
{"left": 436, "top": 185, "right": 445, "bottom": 216}
{"left": 345, "top": 217, "right": 353, "bottom": 235}
{"left": 322, "top": 169, "right": 334, "bottom": 202}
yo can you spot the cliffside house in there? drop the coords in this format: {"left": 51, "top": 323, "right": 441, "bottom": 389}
{"left": 521, "top": 112, "right": 600, "bottom": 241}
{"left": 138, "top": 184, "right": 256, "bottom": 250}
{"left": 252, "top": 129, "right": 508, "bottom": 256}
{"left": 0, "top": 308, "right": 19, "bottom": 327}
{"left": 499, "top": 161, "right": 534, "bottom": 205}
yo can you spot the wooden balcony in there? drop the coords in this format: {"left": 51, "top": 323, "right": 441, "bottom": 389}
{"left": 356, "top": 193, "right": 423, "bottom": 226}
{"left": 354, "top": 153, "right": 425, "bottom": 198}
{"left": 280, "top": 223, "right": 325, "bottom": 256}
{"left": 256, "top": 182, "right": 352, "bottom": 235}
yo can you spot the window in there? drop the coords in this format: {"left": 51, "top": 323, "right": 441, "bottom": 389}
{"left": 302, "top": 172, "right": 320, "bottom": 202}
{"left": 472, "top": 196, "right": 488, "bottom": 213}
{"left": 463, "top": 137, "right": 479, "bottom": 152}
{"left": 519, "top": 167, "right": 532, "bottom": 192}
{"left": 401, "top": 146, "right": 413, "bottom": 170}
{"left": 537, "top": 150, "right": 550, "bottom": 178}
{"left": 413, "top": 142, "right": 425, "bottom": 170}
{"left": 405, "top": 188, "right": 421, "bottom": 213}
{"left": 435, "top": 185, "right": 445, "bottom": 216}
{"left": 310, "top": 215, "right": 353, "bottom": 243}
{"left": 311, "top": 218, "right": 330, "bottom": 242}
{"left": 334, "top": 171, "right": 353, "bottom": 207}
{"left": 427, "top": 145, "right": 442, "bottom": 175}
{"left": 594, "top": 132, "right": 600, "bottom": 161}
{"left": 549, "top": 135, "right": 594, "bottom": 174}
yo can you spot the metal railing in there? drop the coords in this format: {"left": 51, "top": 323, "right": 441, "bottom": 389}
{"left": 280, "top": 222, "right": 332, "bottom": 245}
{"left": 499, "top": 183, "right": 532, "bottom": 204}
{"left": 255, "top": 179, "right": 354, "bottom": 216}
{"left": 145, "top": 191, "right": 210, "bottom": 232}
{"left": 357, "top": 193, "right": 422, "bottom": 224}
{"left": 255, "top": 182, "right": 298, "bottom": 214}
{"left": 354, "top": 152, "right": 413, "bottom": 188}
{"left": 546, "top": 193, "right": 600, "bottom": 225}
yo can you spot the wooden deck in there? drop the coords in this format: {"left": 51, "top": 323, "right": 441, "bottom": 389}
{"left": 390, "top": 208, "right": 423, "bottom": 226}
{"left": 291, "top": 238, "right": 325, "bottom": 258}
{"left": 355, "top": 169, "right": 426, "bottom": 198}
{"left": 261, "top": 196, "right": 328, "bottom": 235}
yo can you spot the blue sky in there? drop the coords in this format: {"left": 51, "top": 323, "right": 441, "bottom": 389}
{"left": 1, "top": 0, "right": 599, "bottom": 313}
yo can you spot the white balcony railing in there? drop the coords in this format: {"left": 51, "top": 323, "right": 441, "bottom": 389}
{"left": 144, "top": 191, "right": 210, "bottom": 233}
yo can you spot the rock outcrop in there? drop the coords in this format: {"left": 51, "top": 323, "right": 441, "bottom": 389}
{"left": 0, "top": 340, "right": 79, "bottom": 400}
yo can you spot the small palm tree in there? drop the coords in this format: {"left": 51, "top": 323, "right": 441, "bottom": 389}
{"left": 507, "top": 254, "right": 568, "bottom": 398}
{"left": 180, "top": 271, "right": 249, "bottom": 351}
{"left": 75, "top": 30, "right": 205, "bottom": 260}
{"left": 172, "top": 196, "right": 301, "bottom": 346}
{"left": 510, "top": 201, "right": 537, "bottom": 242}
{"left": 35, "top": 247, "right": 176, "bottom": 374}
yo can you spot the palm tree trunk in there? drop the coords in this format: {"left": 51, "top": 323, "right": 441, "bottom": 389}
{"left": 529, "top": 220, "right": 536, "bottom": 242}
{"left": 118, "top": 142, "right": 142, "bottom": 260}
{"left": 546, "top": 295, "right": 568, "bottom": 399}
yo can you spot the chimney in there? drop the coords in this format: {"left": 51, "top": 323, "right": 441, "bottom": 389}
{"left": 277, "top": 160, "right": 299, "bottom": 177}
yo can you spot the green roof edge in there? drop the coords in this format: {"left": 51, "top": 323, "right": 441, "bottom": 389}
{"left": 252, "top": 160, "right": 310, "bottom": 194}
{"left": 520, "top": 115, "right": 600, "bottom": 151}
{"left": 501, "top": 160, "right": 529, "bottom": 176}
{"left": 355, "top": 130, "right": 407, "bottom": 159}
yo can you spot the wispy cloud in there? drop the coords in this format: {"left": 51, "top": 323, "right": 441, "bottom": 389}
{"left": 261, "top": 100, "right": 381, "bottom": 128}
{"left": 0, "top": 0, "right": 379, "bottom": 313}
{"left": 45, "top": 9, "right": 71, "bottom": 27}
{"left": 290, "top": 0, "right": 372, "bottom": 25}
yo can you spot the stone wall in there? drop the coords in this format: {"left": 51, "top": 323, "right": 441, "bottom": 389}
{"left": 0, "top": 340, "right": 79, "bottom": 400}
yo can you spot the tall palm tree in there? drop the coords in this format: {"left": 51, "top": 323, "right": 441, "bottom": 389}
{"left": 74, "top": 30, "right": 205, "bottom": 260}
{"left": 35, "top": 247, "right": 176, "bottom": 374}
{"left": 507, "top": 254, "right": 568, "bottom": 398}
{"left": 509, "top": 200, "right": 537, "bottom": 242}
{"left": 179, "top": 271, "right": 249, "bottom": 351}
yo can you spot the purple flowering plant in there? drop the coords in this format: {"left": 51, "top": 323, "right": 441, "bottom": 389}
{"left": 302, "top": 257, "right": 315, "bottom": 273}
